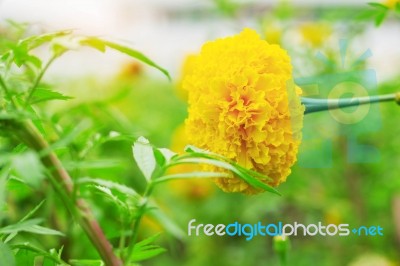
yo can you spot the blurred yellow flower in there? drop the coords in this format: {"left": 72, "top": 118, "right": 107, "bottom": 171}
{"left": 385, "top": 0, "right": 399, "bottom": 9}
{"left": 168, "top": 125, "right": 215, "bottom": 199}
{"left": 324, "top": 208, "right": 342, "bottom": 225}
{"left": 264, "top": 23, "right": 282, "bottom": 45}
{"left": 117, "top": 61, "right": 143, "bottom": 79}
{"left": 300, "top": 23, "right": 332, "bottom": 47}
{"left": 183, "top": 28, "right": 304, "bottom": 194}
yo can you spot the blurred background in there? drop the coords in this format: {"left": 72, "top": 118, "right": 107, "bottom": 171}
{"left": 1, "top": 0, "right": 400, "bottom": 265}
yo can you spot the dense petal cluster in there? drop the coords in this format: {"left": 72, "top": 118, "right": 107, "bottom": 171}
{"left": 183, "top": 29, "right": 304, "bottom": 194}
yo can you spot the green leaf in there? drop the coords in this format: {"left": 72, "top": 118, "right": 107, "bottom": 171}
{"left": 135, "top": 232, "right": 161, "bottom": 248}
{"left": 64, "top": 160, "right": 124, "bottom": 171}
{"left": 0, "top": 241, "right": 15, "bottom": 266}
{"left": 20, "top": 200, "right": 45, "bottom": 222}
{"left": 0, "top": 217, "right": 42, "bottom": 234}
{"left": 375, "top": 10, "right": 388, "bottom": 26}
{"left": 155, "top": 172, "right": 229, "bottom": 184}
{"left": 153, "top": 148, "right": 177, "bottom": 167}
{"left": 172, "top": 158, "right": 280, "bottom": 195}
{"left": 11, "top": 151, "right": 44, "bottom": 188}
{"left": 183, "top": 145, "right": 273, "bottom": 182}
{"left": 12, "top": 244, "right": 67, "bottom": 265}
{"left": 78, "top": 177, "right": 138, "bottom": 197}
{"left": 18, "top": 30, "right": 73, "bottom": 51}
{"left": 0, "top": 168, "right": 10, "bottom": 218}
{"left": 131, "top": 233, "right": 166, "bottom": 262}
{"left": 91, "top": 185, "right": 128, "bottom": 210}
{"left": 368, "top": 2, "right": 389, "bottom": 9}
{"left": 132, "top": 137, "right": 156, "bottom": 182}
{"left": 132, "top": 246, "right": 166, "bottom": 262}
{"left": 70, "top": 259, "right": 105, "bottom": 266}
{"left": 79, "top": 37, "right": 106, "bottom": 52}
{"left": 0, "top": 218, "right": 64, "bottom": 236}
{"left": 80, "top": 37, "right": 170, "bottom": 80}
{"left": 29, "top": 88, "right": 73, "bottom": 104}
{"left": 15, "top": 248, "right": 35, "bottom": 266}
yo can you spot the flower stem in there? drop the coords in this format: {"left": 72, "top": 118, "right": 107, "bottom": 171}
{"left": 302, "top": 92, "right": 400, "bottom": 114}
{"left": 3, "top": 119, "right": 122, "bottom": 266}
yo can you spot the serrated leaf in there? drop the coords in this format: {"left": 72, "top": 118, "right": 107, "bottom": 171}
{"left": 132, "top": 137, "right": 156, "bottom": 181}
{"left": 131, "top": 234, "right": 166, "bottom": 262}
{"left": 78, "top": 177, "right": 138, "bottom": 197}
{"left": 0, "top": 241, "right": 15, "bottom": 266}
{"left": 30, "top": 88, "right": 73, "bottom": 104}
{"left": 91, "top": 185, "right": 128, "bottom": 210}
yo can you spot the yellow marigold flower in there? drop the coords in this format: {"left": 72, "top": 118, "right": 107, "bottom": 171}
{"left": 183, "top": 28, "right": 304, "bottom": 194}
{"left": 300, "top": 23, "right": 332, "bottom": 47}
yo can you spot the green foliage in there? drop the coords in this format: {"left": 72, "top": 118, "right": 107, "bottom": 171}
{"left": 0, "top": 241, "right": 15, "bottom": 266}
{"left": 132, "top": 137, "right": 157, "bottom": 181}
{"left": 1, "top": 2, "right": 400, "bottom": 264}
{"left": 0, "top": 22, "right": 275, "bottom": 265}
{"left": 0, "top": 23, "right": 176, "bottom": 265}
{"left": 130, "top": 233, "right": 166, "bottom": 262}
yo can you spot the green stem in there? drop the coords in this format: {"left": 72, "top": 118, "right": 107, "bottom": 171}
{"left": 302, "top": 92, "right": 400, "bottom": 114}
{"left": 123, "top": 183, "right": 154, "bottom": 263}
{"left": 25, "top": 54, "right": 58, "bottom": 105}
{"left": 2, "top": 119, "right": 122, "bottom": 266}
